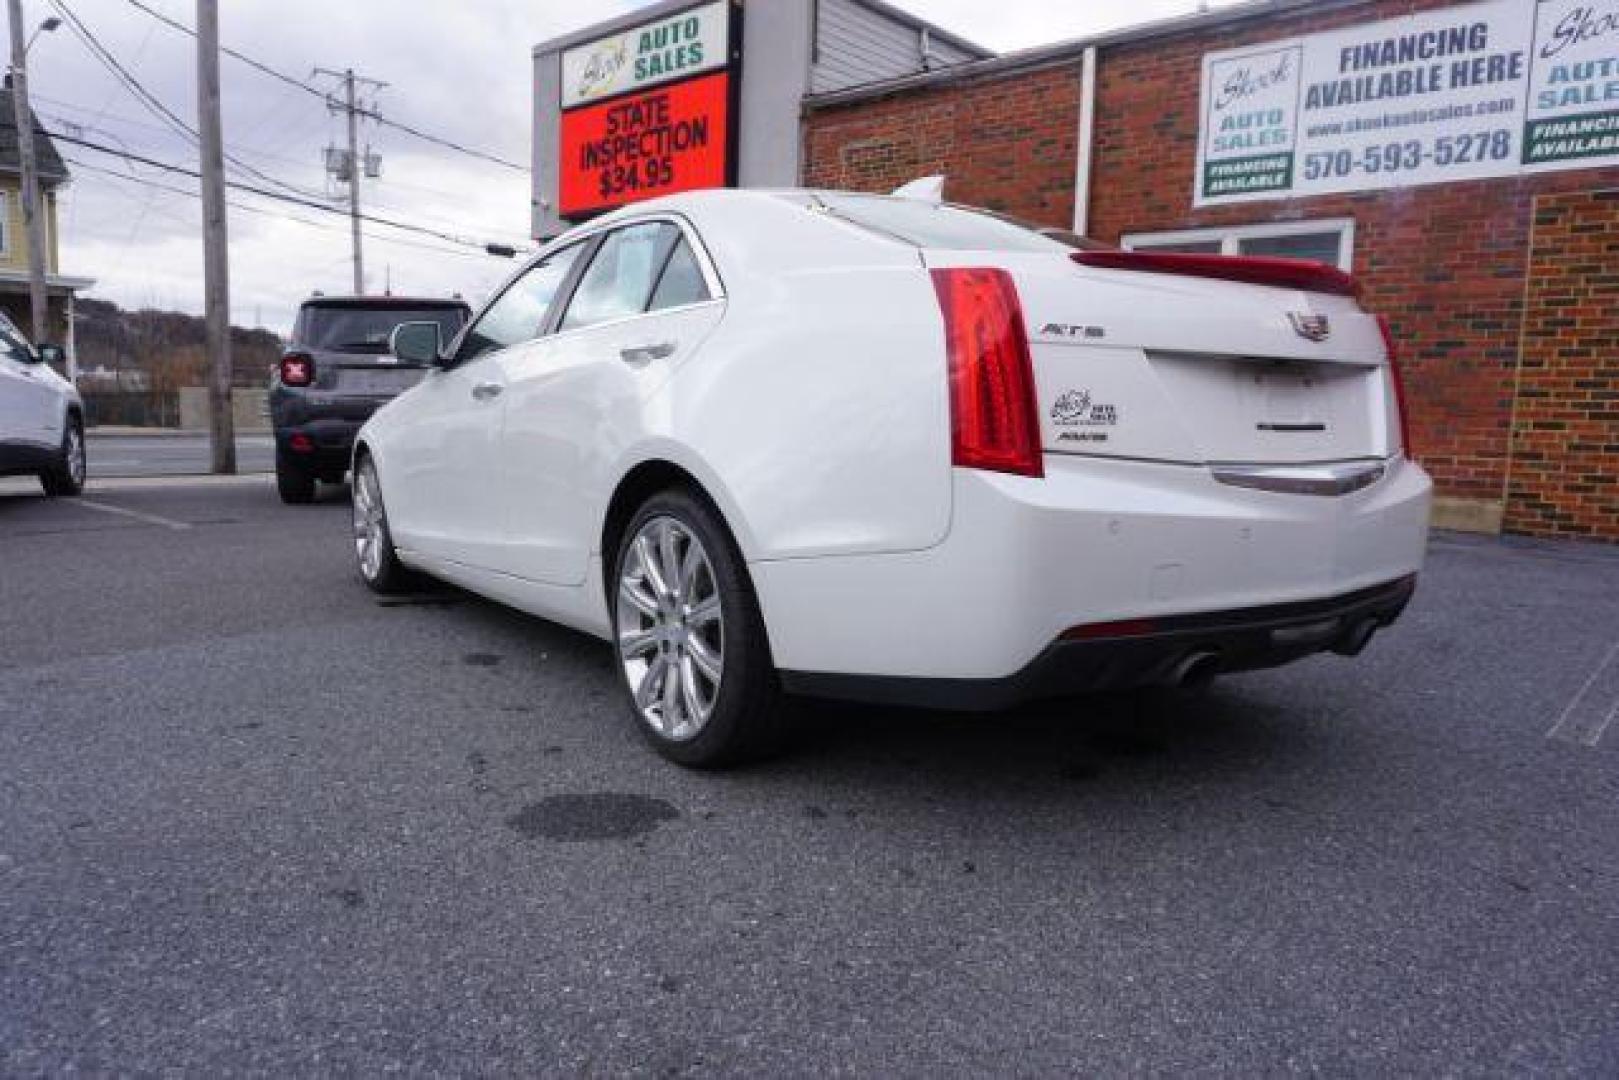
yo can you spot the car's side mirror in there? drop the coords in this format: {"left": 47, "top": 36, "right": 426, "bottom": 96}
{"left": 33, "top": 343, "right": 64, "bottom": 366}
{"left": 390, "top": 321, "right": 445, "bottom": 366}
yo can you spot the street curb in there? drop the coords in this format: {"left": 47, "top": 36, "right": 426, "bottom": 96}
{"left": 0, "top": 473, "right": 276, "bottom": 495}
{"left": 87, "top": 427, "right": 273, "bottom": 438}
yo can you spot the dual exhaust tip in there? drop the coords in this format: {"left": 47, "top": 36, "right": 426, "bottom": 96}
{"left": 1166, "top": 617, "right": 1381, "bottom": 687}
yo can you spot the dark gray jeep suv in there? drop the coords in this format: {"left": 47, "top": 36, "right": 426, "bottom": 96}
{"left": 271, "top": 295, "right": 470, "bottom": 503}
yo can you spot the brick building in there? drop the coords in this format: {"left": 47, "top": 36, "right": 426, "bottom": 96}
{"left": 801, "top": 0, "right": 1619, "bottom": 541}
{"left": 536, "top": 0, "right": 1617, "bottom": 541}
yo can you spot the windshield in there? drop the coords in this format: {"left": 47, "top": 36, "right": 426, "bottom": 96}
{"left": 813, "top": 193, "right": 1081, "bottom": 253}
{"left": 298, "top": 305, "right": 468, "bottom": 354}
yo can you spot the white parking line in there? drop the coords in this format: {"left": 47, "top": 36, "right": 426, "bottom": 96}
{"left": 1546, "top": 641, "right": 1619, "bottom": 747}
{"left": 74, "top": 499, "right": 194, "bottom": 532}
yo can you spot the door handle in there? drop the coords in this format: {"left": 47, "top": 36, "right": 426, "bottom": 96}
{"left": 620, "top": 341, "right": 676, "bottom": 365}
{"left": 471, "top": 382, "right": 504, "bottom": 401}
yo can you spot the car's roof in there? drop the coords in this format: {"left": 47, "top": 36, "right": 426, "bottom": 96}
{"left": 299, "top": 295, "right": 471, "bottom": 309}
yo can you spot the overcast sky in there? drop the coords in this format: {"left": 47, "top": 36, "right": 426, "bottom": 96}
{"left": 18, "top": 0, "right": 1243, "bottom": 336}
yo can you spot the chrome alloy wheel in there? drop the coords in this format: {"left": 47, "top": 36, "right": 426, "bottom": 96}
{"left": 352, "top": 462, "right": 386, "bottom": 581}
{"left": 617, "top": 516, "right": 724, "bottom": 741}
{"left": 66, "top": 424, "right": 85, "bottom": 487}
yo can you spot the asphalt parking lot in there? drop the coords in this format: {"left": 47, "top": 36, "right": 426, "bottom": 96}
{"left": 2, "top": 478, "right": 1616, "bottom": 1074}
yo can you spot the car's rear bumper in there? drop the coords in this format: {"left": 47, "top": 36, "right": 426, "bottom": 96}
{"left": 274, "top": 416, "right": 366, "bottom": 475}
{"left": 271, "top": 387, "right": 396, "bottom": 474}
{"left": 752, "top": 452, "right": 1432, "bottom": 691}
{"left": 781, "top": 574, "right": 1415, "bottom": 709}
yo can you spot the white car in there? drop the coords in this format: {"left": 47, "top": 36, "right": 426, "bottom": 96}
{"left": 0, "top": 312, "right": 85, "bottom": 497}
{"left": 354, "top": 188, "right": 1431, "bottom": 767}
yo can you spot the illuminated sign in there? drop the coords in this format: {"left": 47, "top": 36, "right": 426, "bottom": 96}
{"left": 557, "top": 2, "right": 738, "bottom": 219}
{"left": 559, "top": 71, "right": 732, "bottom": 217}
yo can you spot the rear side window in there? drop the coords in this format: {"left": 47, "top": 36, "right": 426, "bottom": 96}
{"left": 817, "top": 194, "right": 1068, "bottom": 253}
{"left": 560, "top": 222, "right": 677, "bottom": 332}
{"left": 648, "top": 239, "right": 711, "bottom": 311}
{"left": 458, "top": 244, "right": 583, "bottom": 362}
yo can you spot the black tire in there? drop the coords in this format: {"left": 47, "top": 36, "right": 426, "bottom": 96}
{"left": 351, "top": 454, "right": 411, "bottom": 594}
{"left": 276, "top": 452, "right": 316, "bottom": 505}
{"left": 39, "top": 413, "right": 85, "bottom": 497}
{"left": 610, "top": 488, "right": 788, "bottom": 768}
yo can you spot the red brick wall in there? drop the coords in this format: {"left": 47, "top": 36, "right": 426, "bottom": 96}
{"left": 802, "top": 0, "right": 1619, "bottom": 539}
{"left": 1505, "top": 190, "right": 1619, "bottom": 539}
{"left": 801, "top": 63, "right": 1081, "bottom": 228}
{"left": 1087, "top": 0, "right": 1619, "bottom": 532}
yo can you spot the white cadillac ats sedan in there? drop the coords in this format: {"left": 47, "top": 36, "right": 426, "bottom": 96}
{"left": 354, "top": 188, "right": 1432, "bottom": 766}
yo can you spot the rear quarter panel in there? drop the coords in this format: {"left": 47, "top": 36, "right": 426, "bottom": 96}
{"left": 657, "top": 196, "right": 952, "bottom": 560}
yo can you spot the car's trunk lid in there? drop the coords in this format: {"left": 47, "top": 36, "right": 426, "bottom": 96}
{"left": 923, "top": 249, "right": 1399, "bottom": 466}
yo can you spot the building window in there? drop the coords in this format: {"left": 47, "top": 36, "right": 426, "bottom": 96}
{"left": 1121, "top": 218, "right": 1355, "bottom": 270}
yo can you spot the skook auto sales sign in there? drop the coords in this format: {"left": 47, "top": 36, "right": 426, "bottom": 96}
{"left": 1194, "top": 0, "right": 1619, "bottom": 205}
{"left": 558, "top": 1, "right": 735, "bottom": 218}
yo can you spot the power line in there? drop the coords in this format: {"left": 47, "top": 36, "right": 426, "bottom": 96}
{"left": 37, "top": 125, "right": 519, "bottom": 255}
{"left": 63, "top": 155, "right": 500, "bottom": 260}
{"left": 120, "top": 0, "right": 528, "bottom": 173}
{"left": 49, "top": 0, "right": 328, "bottom": 201}
{"left": 37, "top": 94, "right": 534, "bottom": 248}
{"left": 37, "top": 89, "right": 531, "bottom": 228}
{"left": 123, "top": 0, "right": 321, "bottom": 100}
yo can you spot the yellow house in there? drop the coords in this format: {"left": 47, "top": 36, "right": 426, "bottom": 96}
{"left": 1, "top": 85, "right": 92, "bottom": 374}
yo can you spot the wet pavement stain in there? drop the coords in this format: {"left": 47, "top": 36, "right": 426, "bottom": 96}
{"left": 507, "top": 793, "right": 679, "bottom": 842}
{"left": 463, "top": 652, "right": 503, "bottom": 667}
{"left": 325, "top": 888, "right": 365, "bottom": 909}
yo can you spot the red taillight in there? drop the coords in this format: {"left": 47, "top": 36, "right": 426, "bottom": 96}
{"left": 1071, "top": 250, "right": 1360, "bottom": 298}
{"left": 279, "top": 352, "right": 315, "bottom": 387}
{"left": 288, "top": 432, "right": 315, "bottom": 453}
{"left": 930, "top": 267, "right": 1044, "bottom": 478}
{"left": 1376, "top": 315, "right": 1414, "bottom": 460}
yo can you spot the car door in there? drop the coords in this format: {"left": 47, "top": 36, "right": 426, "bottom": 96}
{"left": 0, "top": 317, "right": 57, "bottom": 448}
{"left": 382, "top": 244, "right": 585, "bottom": 567}
{"left": 497, "top": 218, "right": 725, "bottom": 586}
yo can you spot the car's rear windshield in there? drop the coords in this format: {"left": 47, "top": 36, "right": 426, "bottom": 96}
{"left": 296, "top": 304, "right": 469, "bottom": 354}
{"left": 813, "top": 193, "right": 1072, "bottom": 253}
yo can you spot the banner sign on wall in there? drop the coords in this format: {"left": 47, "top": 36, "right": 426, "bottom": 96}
{"left": 1194, "top": 0, "right": 1619, "bottom": 205}
{"left": 557, "top": 1, "right": 737, "bottom": 218}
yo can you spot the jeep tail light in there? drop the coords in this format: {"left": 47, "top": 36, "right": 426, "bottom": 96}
{"left": 930, "top": 267, "right": 1044, "bottom": 478}
{"left": 1376, "top": 316, "right": 1413, "bottom": 460}
{"left": 280, "top": 352, "right": 315, "bottom": 388}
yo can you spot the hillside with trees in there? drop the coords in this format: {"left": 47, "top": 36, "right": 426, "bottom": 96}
{"left": 73, "top": 297, "right": 283, "bottom": 391}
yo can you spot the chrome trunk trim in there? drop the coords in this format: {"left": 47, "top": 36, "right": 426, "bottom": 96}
{"left": 1210, "top": 460, "right": 1387, "bottom": 496}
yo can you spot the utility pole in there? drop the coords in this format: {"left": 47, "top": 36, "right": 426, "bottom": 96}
{"left": 7, "top": 0, "right": 51, "bottom": 350}
{"left": 317, "top": 67, "right": 384, "bottom": 296}
{"left": 196, "top": 0, "right": 234, "bottom": 473}
{"left": 343, "top": 69, "right": 361, "bottom": 294}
